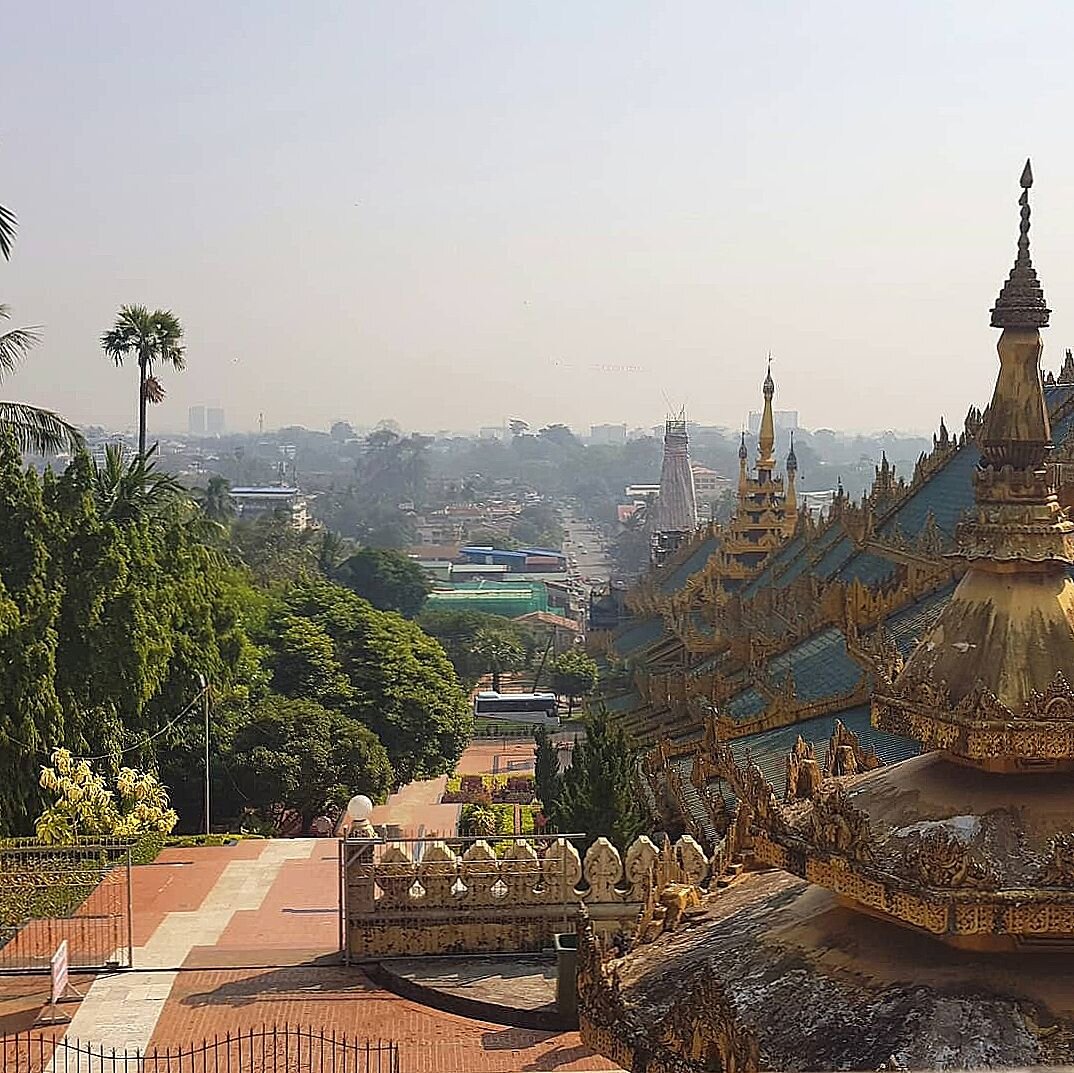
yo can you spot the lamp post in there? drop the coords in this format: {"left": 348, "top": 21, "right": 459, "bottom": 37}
{"left": 198, "top": 674, "right": 210, "bottom": 836}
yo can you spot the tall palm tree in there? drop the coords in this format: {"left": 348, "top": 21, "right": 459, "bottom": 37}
{"left": 101, "top": 305, "right": 185, "bottom": 458}
{"left": 0, "top": 202, "right": 82, "bottom": 454}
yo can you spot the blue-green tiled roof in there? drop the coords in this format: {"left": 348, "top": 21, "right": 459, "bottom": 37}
{"left": 878, "top": 445, "right": 980, "bottom": 541}
{"left": 611, "top": 615, "right": 666, "bottom": 658}
{"left": 604, "top": 690, "right": 642, "bottom": 713}
{"left": 767, "top": 626, "right": 864, "bottom": 702}
{"left": 740, "top": 533, "right": 807, "bottom": 599}
{"left": 886, "top": 584, "right": 954, "bottom": 657}
{"left": 658, "top": 535, "right": 719, "bottom": 593}
{"left": 838, "top": 551, "right": 898, "bottom": 586}
{"left": 725, "top": 687, "right": 765, "bottom": 720}
{"left": 725, "top": 704, "right": 920, "bottom": 797}
{"left": 813, "top": 535, "right": 857, "bottom": 579}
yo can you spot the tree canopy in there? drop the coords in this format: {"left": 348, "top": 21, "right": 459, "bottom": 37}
{"left": 333, "top": 546, "right": 431, "bottom": 617}
{"left": 220, "top": 695, "right": 393, "bottom": 834}
{"left": 545, "top": 708, "right": 642, "bottom": 848}
{"left": 264, "top": 579, "right": 472, "bottom": 785}
{"left": 417, "top": 609, "right": 534, "bottom": 689}
{"left": 0, "top": 437, "right": 257, "bottom": 831}
{"left": 550, "top": 649, "right": 599, "bottom": 714}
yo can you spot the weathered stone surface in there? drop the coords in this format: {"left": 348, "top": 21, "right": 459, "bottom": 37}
{"left": 611, "top": 870, "right": 1074, "bottom": 1070}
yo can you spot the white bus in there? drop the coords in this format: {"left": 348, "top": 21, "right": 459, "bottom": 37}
{"left": 473, "top": 691, "right": 560, "bottom": 727}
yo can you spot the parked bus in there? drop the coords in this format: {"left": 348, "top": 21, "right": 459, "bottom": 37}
{"left": 473, "top": 691, "right": 560, "bottom": 727}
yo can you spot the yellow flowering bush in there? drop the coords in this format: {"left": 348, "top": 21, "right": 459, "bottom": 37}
{"left": 35, "top": 749, "right": 178, "bottom": 844}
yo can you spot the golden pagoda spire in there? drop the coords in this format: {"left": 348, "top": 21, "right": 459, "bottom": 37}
{"left": 875, "top": 161, "right": 1074, "bottom": 769}
{"left": 756, "top": 358, "right": 776, "bottom": 474}
{"left": 737, "top": 431, "right": 748, "bottom": 495}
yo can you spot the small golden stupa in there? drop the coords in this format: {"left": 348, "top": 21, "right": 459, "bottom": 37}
{"left": 579, "top": 164, "right": 1074, "bottom": 1071}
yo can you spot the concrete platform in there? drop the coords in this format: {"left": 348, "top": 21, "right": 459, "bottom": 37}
{"left": 368, "top": 956, "right": 566, "bottom": 1030}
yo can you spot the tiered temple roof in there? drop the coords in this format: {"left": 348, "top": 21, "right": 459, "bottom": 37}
{"left": 581, "top": 162, "right": 1074, "bottom": 1073}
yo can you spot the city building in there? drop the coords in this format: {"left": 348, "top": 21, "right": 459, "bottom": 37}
{"left": 747, "top": 407, "right": 798, "bottom": 434}
{"left": 423, "top": 580, "right": 549, "bottom": 617}
{"left": 229, "top": 486, "right": 309, "bottom": 528}
{"left": 689, "top": 464, "right": 730, "bottom": 500}
{"left": 206, "top": 408, "right": 225, "bottom": 435}
{"left": 187, "top": 405, "right": 206, "bottom": 436}
{"left": 589, "top": 423, "right": 628, "bottom": 446}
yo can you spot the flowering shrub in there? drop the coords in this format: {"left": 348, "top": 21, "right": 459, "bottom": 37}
{"left": 35, "top": 749, "right": 179, "bottom": 844}
{"left": 442, "top": 774, "right": 536, "bottom": 805}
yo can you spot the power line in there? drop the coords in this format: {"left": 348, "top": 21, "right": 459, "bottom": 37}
{"left": 0, "top": 685, "right": 210, "bottom": 762}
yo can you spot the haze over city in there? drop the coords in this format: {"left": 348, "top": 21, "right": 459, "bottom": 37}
{"left": 6, "top": 2, "right": 1074, "bottom": 434}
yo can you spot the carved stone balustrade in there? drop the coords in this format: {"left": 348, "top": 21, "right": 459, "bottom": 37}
{"left": 343, "top": 834, "right": 712, "bottom": 959}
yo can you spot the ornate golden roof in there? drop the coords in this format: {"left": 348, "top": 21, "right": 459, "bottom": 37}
{"left": 874, "top": 162, "right": 1074, "bottom": 769}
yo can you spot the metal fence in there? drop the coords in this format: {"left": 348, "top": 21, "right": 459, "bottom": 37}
{"left": 0, "top": 840, "right": 134, "bottom": 972}
{"left": 1, "top": 1026, "right": 400, "bottom": 1073}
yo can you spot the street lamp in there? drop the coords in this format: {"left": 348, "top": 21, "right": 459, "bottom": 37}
{"left": 198, "top": 674, "right": 210, "bottom": 836}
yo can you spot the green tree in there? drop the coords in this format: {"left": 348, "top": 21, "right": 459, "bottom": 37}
{"left": 0, "top": 437, "right": 259, "bottom": 832}
{"left": 222, "top": 695, "right": 393, "bottom": 834}
{"left": 334, "top": 546, "right": 431, "bottom": 617}
{"left": 417, "top": 610, "right": 534, "bottom": 689}
{"left": 197, "top": 475, "right": 235, "bottom": 524}
{"left": 35, "top": 748, "right": 178, "bottom": 844}
{"left": 548, "top": 708, "right": 642, "bottom": 848}
{"left": 266, "top": 579, "right": 472, "bottom": 785}
{"left": 101, "top": 305, "right": 185, "bottom": 458}
{"left": 0, "top": 203, "right": 81, "bottom": 453}
{"left": 230, "top": 513, "right": 320, "bottom": 585}
{"left": 472, "top": 626, "right": 525, "bottom": 692}
{"left": 533, "top": 724, "right": 560, "bottom": 813}
{"left": 90, "top": 444, "right": 183, "bottom": 523}
{"left": 550, "top": 649, "right": 598, "bottom": 714}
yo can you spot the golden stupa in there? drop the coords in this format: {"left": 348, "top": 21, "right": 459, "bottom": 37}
{"left": 578, "top": 164, "right": 1074, "bottom": 1071}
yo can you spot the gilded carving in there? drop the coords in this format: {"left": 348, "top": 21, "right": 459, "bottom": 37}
{"left": 807, "top": 787, "right": 875, "bottom": 863}
{"left": 899, "top": 829, "right": 994, "bottom": 889}
{"left": 656, "top": 963, "right": 760, "bottom": 1073}
{"left": 1041, "top": 833, "right": 1074, "bottom": 885}
{"left": 785, "top": 736, "right": 822, "bottom": 800}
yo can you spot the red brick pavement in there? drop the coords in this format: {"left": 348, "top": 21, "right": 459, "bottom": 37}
{"left": 214, "top": 846, "right": 341, "bottom": 957}
{"left": 0, "top": 839, "right": 619, "bottom": 1071}
{"left": 152, "top": 966, "right": 614, "bottom": 1072}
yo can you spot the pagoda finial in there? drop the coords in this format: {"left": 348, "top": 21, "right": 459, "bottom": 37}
{"left": 738, "top": 431, "right": 748, "bottom": 461}
{"left": 786, "top": 430, "right": 797, "bottom": 473}
{"left": 991, "top": 158, "right": 1050, "bottom": 329}
{"left": 757, "top": 357, "right": 776, "bottom": 471}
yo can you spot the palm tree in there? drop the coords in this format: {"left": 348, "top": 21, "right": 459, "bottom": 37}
{"left": 196, "top": 475, "right": 235, "bottom": 524}
{"left": 91, "top": 443, "right": 183, "bottom": 524}
{"left": 101, "top": 305, "right": 185, "bottom": 458}
{"left": 0, "top": 203, "right": 15, "bottom": 261}
{"left": 0, "top": 203, "right": 82, "bottom": 454}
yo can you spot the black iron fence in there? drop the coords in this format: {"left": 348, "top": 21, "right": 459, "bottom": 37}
{"left": 0, "top": 839, "right": 135, "bottom": 973}
{"left": 1, "top": 1025, "right": 401, "bottom": 1073}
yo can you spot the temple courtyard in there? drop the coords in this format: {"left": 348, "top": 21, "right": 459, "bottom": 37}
{"left": 0, "top": 836, "right": 615, "bottom": 1072}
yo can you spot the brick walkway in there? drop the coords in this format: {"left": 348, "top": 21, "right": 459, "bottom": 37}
{"left": 0, "top": 838, "right": 616, "bottom": 1071}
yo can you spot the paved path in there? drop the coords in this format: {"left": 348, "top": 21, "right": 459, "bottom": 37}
{"left": 0, "top": 839, "right": 617, "bottom": 1071}
{"left": 371, "top": 776, "right": 460, "bottom": 840}
{"left": 52, "top": 841, "right": 317, "bottom": 1053}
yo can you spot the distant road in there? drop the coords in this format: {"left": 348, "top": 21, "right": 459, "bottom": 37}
{"left": 561, "top": 510, "right": 612, "bottom": 597}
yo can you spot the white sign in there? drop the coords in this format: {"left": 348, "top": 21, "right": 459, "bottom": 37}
{"left": 50, "top": 939, "right": 69, "bottom": 1006}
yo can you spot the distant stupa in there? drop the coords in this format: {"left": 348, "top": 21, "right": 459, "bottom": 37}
{"left": 648, "top": 411, "right": 697, "bottom": 564}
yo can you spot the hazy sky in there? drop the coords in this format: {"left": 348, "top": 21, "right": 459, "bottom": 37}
{"left": 5, "top": 2, "right": 1074, "bottom": 436}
